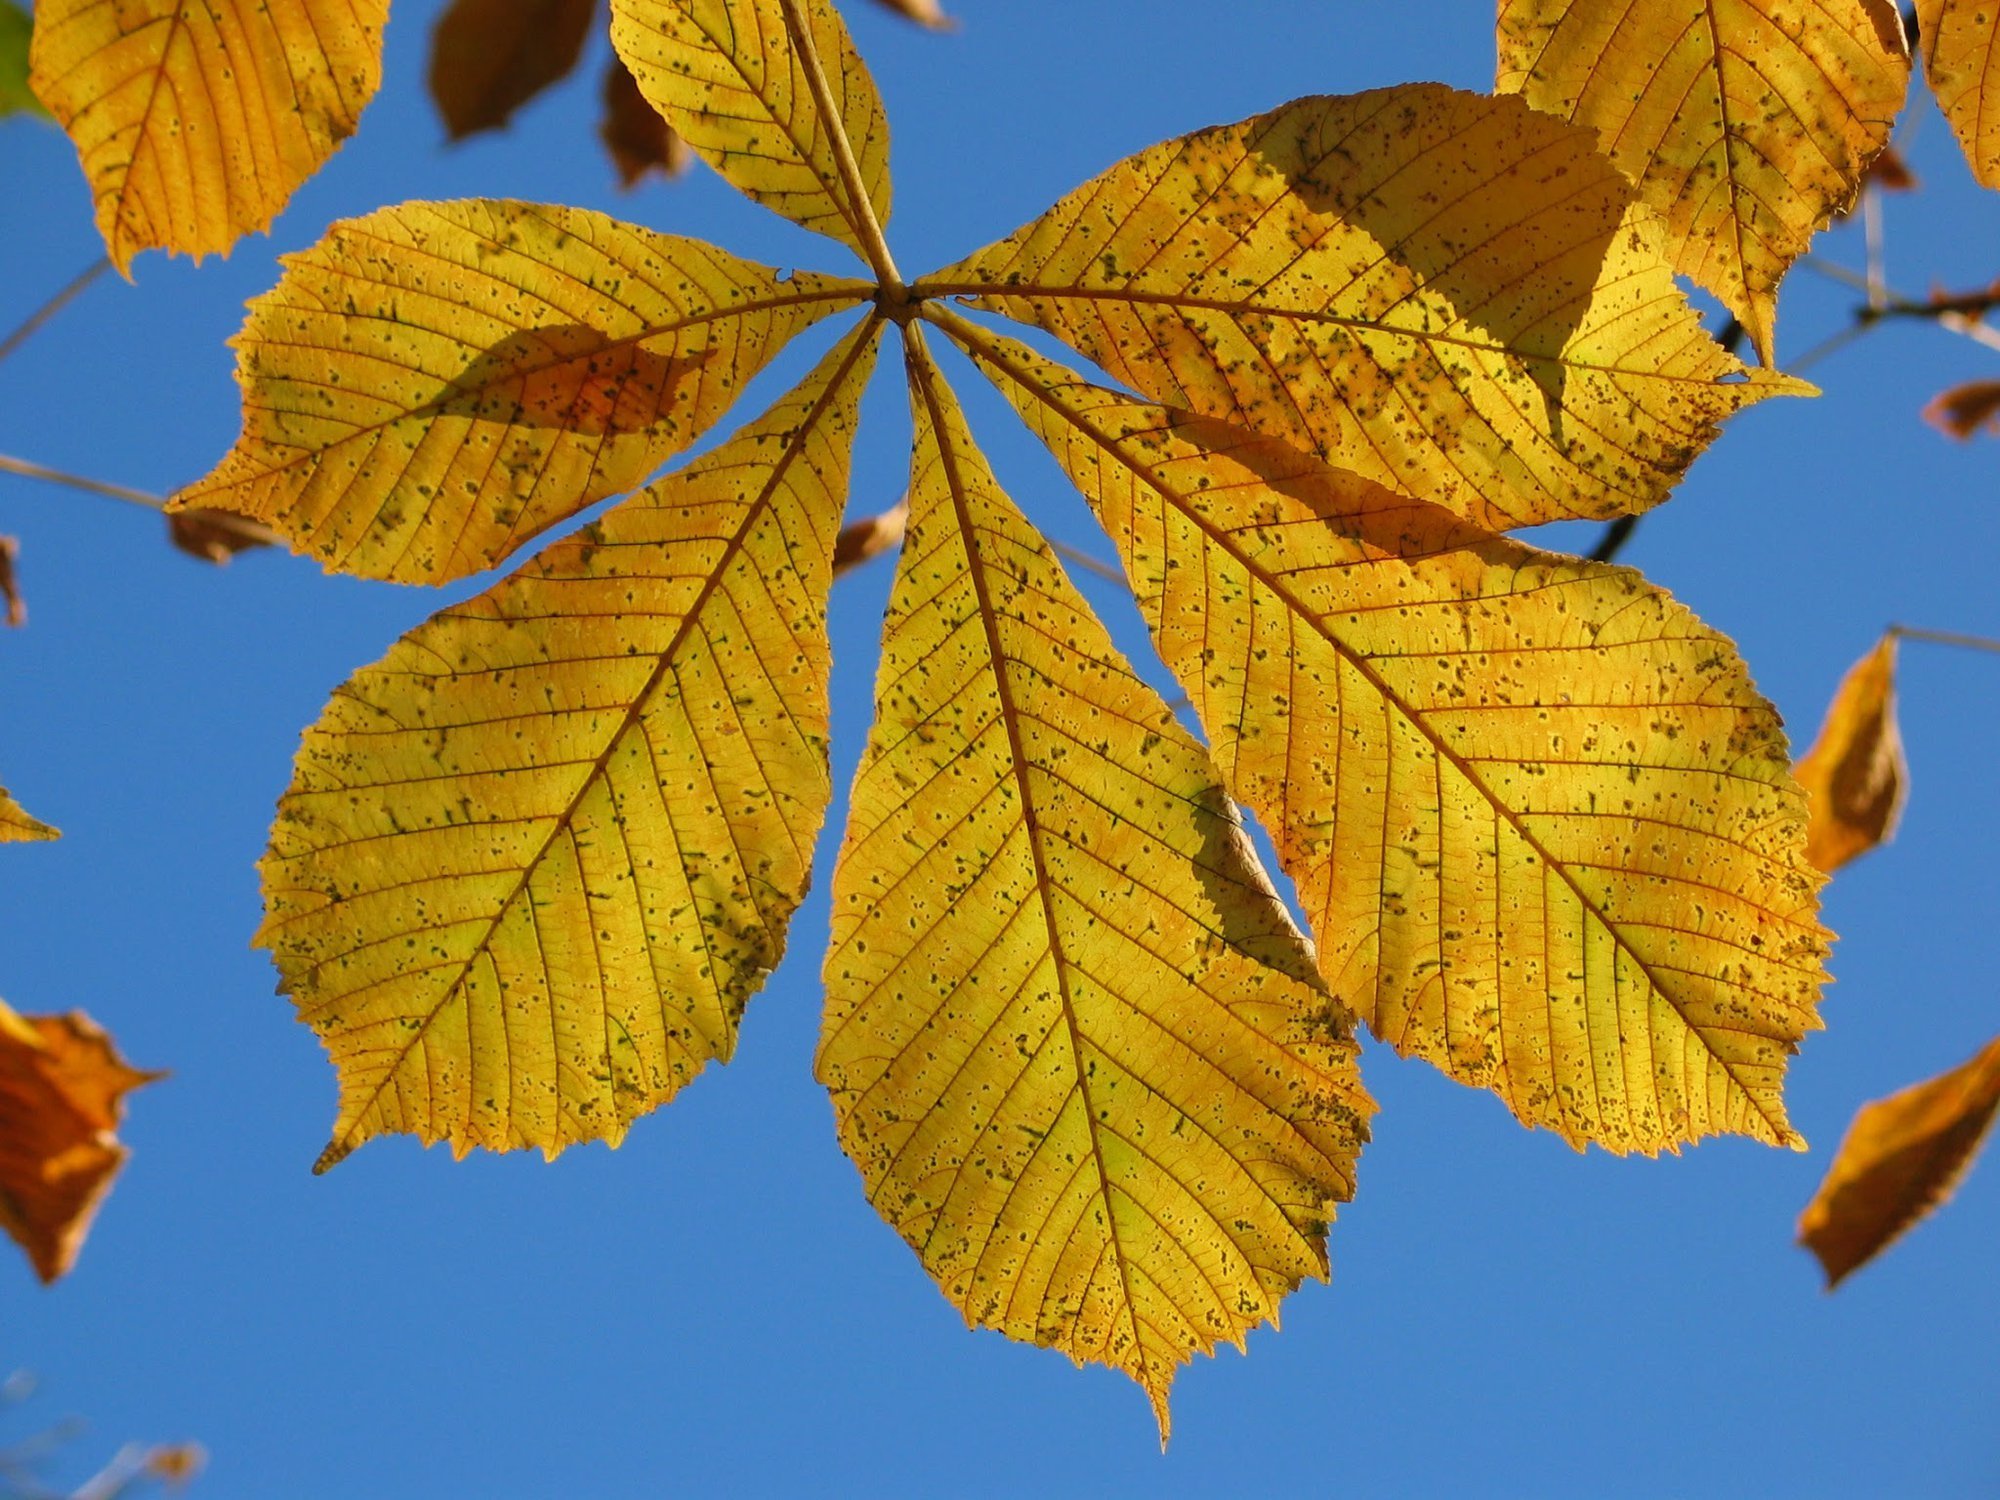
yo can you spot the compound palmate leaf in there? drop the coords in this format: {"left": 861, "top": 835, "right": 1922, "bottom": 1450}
{"left": 261, "top": 323, "right": 879, "bottom": 1169}
{"left": 1498, "top": 0, "right": 1910, "bottom": 366}
{"left": 170, "top": 200, "right": 870, "bottom": 584}
{"left": 819, "top": 336, "right": 1371, "bottom": 1433}
{"left": 29, "top": 0, "right": 388, "bottom": 270}
{"left": 610, "top": 0, "right": 891, "bottom": 260}
{"left": 948, "top": 317, "right": 1828, "bottom": 1153}
{"left": 922, "top": 85, "right": 1804, "bottom": 535}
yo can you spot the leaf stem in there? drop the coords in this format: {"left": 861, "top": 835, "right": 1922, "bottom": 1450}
{"left": 776, "top": 0, "right": 903, "bottom": 292}
{"left": 0, "top": 259, "right": 111, "bottom": 367}
{"left": 1889, "top": 624, "right": 2000, "bottom": 656}
{"left": 0, "top": 452, "right": 169, "bottom": 510}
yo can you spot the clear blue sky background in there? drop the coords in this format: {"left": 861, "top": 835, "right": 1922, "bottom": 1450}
{"left": 2, "top": 2, "right": 1996, "bottom": 1494}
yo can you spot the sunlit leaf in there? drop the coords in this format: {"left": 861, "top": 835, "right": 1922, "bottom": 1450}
{"left": 1799, "top": 1034, "right": 2000, "bottom": 1285}
{"left": 1917, "top": 0, "right": 2000, "bottom": 187}
{"left": 924, "top": 86, "right": 1804, "bottom": 533}
{"left": 170, "top": 200, "right": 869, "bottom": 584}
{"left": 0, "top": 1000, "right": 159, "bottom": 1282}
{"left": 0, "top": 0, "right": 43, "bottom": 120}
{"left": 951, "top": 317, "right": 1828, "bottom": 1153}
{"left": 262, "top": 324, "right": 879, "bottom": 1169}
{"left": 1793, "top": 634, "right": 1906, "bottom": 873}
{"left": 1498, "top": 0, "right": 1909, "bottom": 365}
{"left": 819, "top": 337, "right": 1371, "bottom": 1433}
{"left": 1922, "top": 377, "right": 2000, "bottom": 438}
{"left": 829, "top": 494, "right": 906, "bottom": 575}
{"left": 429, "top": 0, "right": 596, "bottom": 141}
{"left": 600, "top": 57, "right": 693, "bottom": 187}
{"left": 29, "top": 0, "right": 388, "bottom": 270}
{"left": 0, "top": 784, "right": 56, "bottom": 841}
{"left": 609, "top": 0, "right": 891, "bottom": 259}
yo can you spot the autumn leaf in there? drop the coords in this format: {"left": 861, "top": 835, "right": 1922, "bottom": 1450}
{"left": 29, "top": 0, "right": 388, "bottom": 271}
{"left": 1497, "top": 0, "right": 1910, "bottom": 366}
{"left": 1922, "top": 378, "right": 2000, "bottom": 438}
{"left": 261, "top": 323, "right": 880, "bottom": 1169}
{"left": 601, "top": 58, "right": 693, "bottom": 187}
{"left": 0, "top": 784, "right": 57, "bottom": 842}
{"left": 0, "top": 1000, "right": 159, "bottom": 1282}
{"left": 1793, "top": 634, "right": 1907, "bottom": 873}
{"left": 867, "top": 0, "right": 952, "bottom": 28}
{"left": 0, "top": 534, "right": 22, "bottom": 626}
{"left": 1917, "top": 0, "right": 2000, "bottom": 187}
{"left": 948, "top": 316, "right": 1827, "bottom": 1152}
{"left": 429, "top": 0, "right": 596, "bottom": 141}
{"left": 819, "top": 335, "right": 1370, "bottom": 1433}
{"left": 1799, "top": 1034, "right": 2000, "bottom": 1286}
{"left": 168, "top": 200, "right": 869, "bottom": 583}
{"left": 609, "top": 0, "right": 892, "bottom": 260}
{"left": 922, "top": 86, "right": 1806, "bottom": 534}
{"left": 0, "top": 0, "right": 42, "bottom": 120}
{"left": 829, "top": 494, "right": 906, "bottom": 575}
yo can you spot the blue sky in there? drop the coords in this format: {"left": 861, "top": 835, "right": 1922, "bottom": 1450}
{"left": 2, "top": 1, "right": 1997, "bottom": 1494}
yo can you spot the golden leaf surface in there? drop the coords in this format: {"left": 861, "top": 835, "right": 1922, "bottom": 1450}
{"left": 921, "top": 85, "right": 1803, "bottom": 534}
{"left": 261, "top": 323, "right": 879, "bottom": 1169}
{"left": 0, "top": 1000, "right": 158, "bottom": 1282}
{"left": 0, "top": 784, "right": 56, "bottom": 842}
{"left": 1799, "top": 1034, "right": 2000, "bottom": 1285}
{"left": 948, "top": 315, "right": 1828, "bottom": 1153}
{"left": 609, "top": 0, "right": 891, "bottom": 260}
{"left": 1793, "top": 634, "right": 1906, "bottom": 873}
{"left": 818, "top": 336, "right": 1371, "bottom": 1434}
{"left": 1917, "top": 0, "right": 2000, "bottom": 187}
{"left": 29, "top": 0, "right": 388, "bottom": 271}
{"left": 428, "top": 0, "right": 595, "bottom": 141}
{"left": 1497, "top": 0, "right": 1910, "bottom": 366}
{"left": 170, "top": 200, "right": 869, "bottom": 584}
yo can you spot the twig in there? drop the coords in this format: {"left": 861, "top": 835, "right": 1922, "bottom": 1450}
{"left": 775, "top": 0, "right": 903, "bottom": 292}
{"left": 1890, "top": 624, "right": 2000, "bottom": 655}
{"left": 0, "top": 259, "right": 111, "bottom": 367}
{"left": 1049, "top": 537, "right": 1125, "bottom": 586}
{"left": 0, "top": 453, "right": 168, "bottom": 510}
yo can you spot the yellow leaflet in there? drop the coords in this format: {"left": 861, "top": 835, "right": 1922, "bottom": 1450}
{"left": 819, "top": 335, "right": 1370, "bottom": 1436}
{"left": 922, "top": 85, "right": 1803, "bottom": 534}
{"left": 171, "top": 201, "right": 869, "bottom": 584}
{"left": 30, "top": 0, "right": 387, "bottom": 271}
{"left": 0, "top": 999, "right": 158, "bottom": 1283}
{"left": 0, "top": 785, "right": 56, "bottom": 841}
{"left": 1499, "top": 0, "right": 1909, "bottom": 366}
{"left": 1799, "top": 1035, "right": 2000, "bottom": 1286}
{"left": 948, "top": 315, "right": 1828, "bottom": 1154}
{"left": 1917, "top": 0, "right": 2000, "bottom": 187}
{"left": 1793, "top": 634, "right": 1906, "bottom": 873}
{"left": 609, "top": 0, "right": 891, "bottom": 260}
{"left": 261, "top": 322, "right": 879, "bottom": 1169}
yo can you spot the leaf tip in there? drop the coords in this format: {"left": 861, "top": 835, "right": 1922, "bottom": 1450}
{"left": 312, "top": 1137, "right": 353, "bottom": 1175}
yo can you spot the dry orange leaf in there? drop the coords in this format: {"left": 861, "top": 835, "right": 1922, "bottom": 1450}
{"left": 867, "top": 0, "right": 953, "bottom": 27}
{"left": 924, "top": 86, "right": 1805, "bottom": 534}
{"left": 1794, "top": 634, "right": 1907, "bottom": 872}
{"left": 952, "top": 316, "right": 1827, "bottom": 1153}
{"left": 0, "top": 784, "right": 56, "bottom": 842}
{"left": 169, "top": 200, "right": 869, "bottom": 584}
{"left": 1498, "top": 0, "right": 1910, "bottom": 365}
{"left": 1799, "top": 1034, "right": 2000, "bottom": 1286}
{"left": 601, "top": 57, "right": 694, "bottom": 187}
{"left": 429, "top": 0, "right": 596, "bottom": 141}
{"left": 0, "top": 1001, "right": 159, "bottom": 1282}
{"left": 819, "top": 335, "right": 1369, "bottom": 1434}
{"left": 29, "top": 0, "right": 388, "bottom": 271}
{"left": 0, "top": 534, "right": 21, "bottom": 626}
{"left": 1922, "top": 378, "right": 2000, "bottom": 438}
{"left": 1917, "top": 0, "right": 2000, "bottom": 187}
{"left": 262, "top": 324, "right": 879, "bottom": 1167}
{"left": 829, "top": 494, "right": 907, "bottom": 575}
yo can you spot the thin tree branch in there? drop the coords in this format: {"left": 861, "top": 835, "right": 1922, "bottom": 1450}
{"left": 775, "top": 0, "right": 903, "bottom": 292}
{"left": 1049, "top": 537, "right": 1125, "bottom": 586}
{"left": 1890, "top": 624, "right": 2000, "bottom": 655}
{"left": 0, "top": 259, "right": 111, "bottom": 367}
{"left": 0, "top": 453, "right": 282, "bottom": 551}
